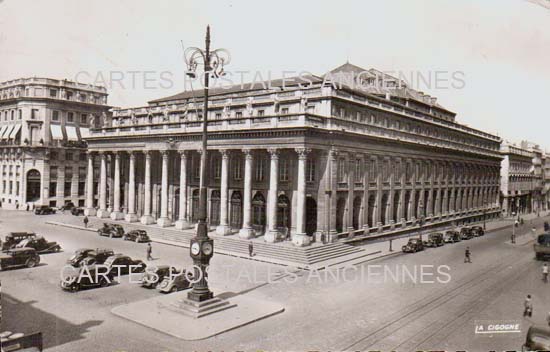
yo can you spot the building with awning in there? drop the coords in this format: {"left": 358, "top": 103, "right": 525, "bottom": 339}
{"left": 0, "top": 77, "right": 110, "bottom": 209}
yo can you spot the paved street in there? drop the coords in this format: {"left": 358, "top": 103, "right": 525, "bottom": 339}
{"left": 1, "top": 209, "right": 549, "bottom": 351}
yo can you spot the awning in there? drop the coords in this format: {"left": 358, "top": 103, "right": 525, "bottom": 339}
{"left": 9, "top": 124, "right": 21, "bottom": 139}
{"left": 0, "top": 125, "right": 7, "bottom": 139}
{"left": 66, "top": 125, "right": 78, "bottom": 141}
{"left": 2, "top": 125, "right": 14, "bottom": 140}
{"left": 50, "top": 124, "right": 64, "bottom": 140}
{"left": 80, "top": 127, "right": 90, "bottom": 138}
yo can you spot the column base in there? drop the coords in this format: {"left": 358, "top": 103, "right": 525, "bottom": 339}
{"left": 110, "top": 211, "right": 124, "bottom": 220}
{"left": 292, "top": 233, "right": 311, "bottom": 247}
{"left": 264, "top": 229, "right": 281, "bottom": 243}
{"left": 238, "top": 227, "right": 255, "bottom": 239}
{"left": 125, "top": 213, "right": 139, "bottom": 222}
{"left": 140, "top": 215, "right": 155, "bottom": 225}
{"left": 326, "top": 231, "right": 339, "bottom": 243}
{"left": 157, "top": 217, "right": 172, "bottom": 227}
{"left": 97, "top": 209, "right": 111, "bottom": 218}
{"left": 84, "top": 208, "right": 97, "bottom": 216}
{"left": 215, "top": 224, "right": 232, "bottom": 236}
{"left": 175, "top": 219, "right": 192, "bottom": 230}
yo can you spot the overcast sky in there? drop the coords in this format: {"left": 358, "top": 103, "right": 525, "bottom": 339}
{"left": 0, "top": 0, "right": 549, "bottom": 149}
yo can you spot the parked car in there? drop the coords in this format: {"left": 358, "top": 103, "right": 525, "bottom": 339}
{"left": 34, "top": 205, "right": 55, "bottom": 215}
{"left": 402, "top": 238, "right": 424, "bottom": 253}
{"left": 71, "top": 207, "right": 85, "bottom": 216}
{"left": 60, "top": 264, "right": 116, "bottom": 291}
{"left": 0, "top": 248, "right": 40, "bottom": 270}
{"left": 444, "top": 230, "right": 461, "bottom": 243}
{"left": 97, "top": 223, "right": 125, "bottom": 238}
{"left": 471, "top": 226, "right": 485, "bottom": 237}
{"left": 59, "top": 202, "right": 75, "bottom": 212}
{"left": 16, "top": 236, "right": 61, "bottom": 254}
{"left": 123, "top": 230, "right": 150, "bottom": 243}
{"left": 2, "top": 232, "right": 37, "bottom": 251}
{"left": 460, "top": 227, "right": 474, "bottom": 240}
{"left": 158, "top": 269, "right": 192, "bottom": 293}
{"left": 534, "top": 233, "right": 550, "bottom": 260}
{"left": 522, "top": 325, "right": 550, "bottom": 351}
{"left": 141, "top": 265, "right": 178, "bottom": 289}
{"left": 67, "top": 248, "right": 114, "bottom": 267}
{"left": 423, "top": 232, "right": 445, "bottom": 247}
{"left": 103, "top": 254, "right": 146, "bottom": 275}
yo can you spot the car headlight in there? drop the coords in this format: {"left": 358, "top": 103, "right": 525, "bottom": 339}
{"left": 159, "top": 280, "right": 168, "bottom": 288}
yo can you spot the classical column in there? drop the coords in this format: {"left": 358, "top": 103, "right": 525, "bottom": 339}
{"left": 157, "top": 150, "right": 171, "bottom": 227}
{"left": 110, "top": 152, "right": 124, "bottom": 220}
{"left": 293, "top": 147, "right": 311, "bottom": 246}
{"left": 96, "top": 152, "right": 110, "bottom": 218}
{"left": 347, "top": 156, "right": 356, "bottom": 232}
{"left": 175, "top": 151, "right": 191, "bottom": 229}
{"left": 84, "top": 152, "right": 96, "bottom": 216}
{"left": 239, "top": 149, "right": 255, "bottom": 239}
{"left": 215, "top": 150, "right": 231, "bottom": 235}
{"left": 327, "top": 149, "right": 339, "bottom": 242}
{"left": 125, "top": 152, "right": 138, "bottom": 222}
{"left": 265, "top": 148, "right": 281, "bottom": 243}
{"left": 140, "top": 151, "right": 155, "bottom": 224}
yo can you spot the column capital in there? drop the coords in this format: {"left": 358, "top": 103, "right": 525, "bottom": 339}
{"left": 242, "top": 148, "right": 253, "bottom": 159}
{"left": 114, "top": 151, "right": 121, "bottom": 160}
{"left": 144, "top": 150, "right": 153, "bottom": 158}
{"left": 267, "top": 148, "right": 279, "bottom": 159}
{"left": 219, "top": 149, "right": 230, "bottom": 159}
{"left": 160, "top": 150, "right": 170, "bottom": 158}
{"left": 178, "top": 149, "right": 188, "bottom": 158}
{"left": 295, "top": 147, "right": 311, "bottom": 160}
{"left": 127, "top": 151, "right": 136, "bottom": 160}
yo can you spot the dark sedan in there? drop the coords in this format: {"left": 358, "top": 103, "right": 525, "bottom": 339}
{"left": 98, "top": 223, "right": 125, "bottom": 238}
{"left": 16, "top": 236, "right": 61, "bottom": 254}
{"left": 67, "top": 248, "right": 114, "bottom": 267}
{"left": 60, "top": 264, "right": 116, "bottom": 291}
{"left": 123, "top": 230, "right": 150, "bottom": 243}
{"left": 103, "top": 254, "right": 146, "bottom": 275}
{"left": 34, "top": 205, "right": 55, "bottom": 215}
{"left": 0, "top": 248, "right": 41, "bottom": 270}
{"left": 402, "top": 238, "right": 424, "bottom": 253}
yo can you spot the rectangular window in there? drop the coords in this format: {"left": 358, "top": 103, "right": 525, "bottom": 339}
{"left": 50, "top": 89, "right": 57, "bottom": 98}
{"left": 233, "top": 157, "right": 243, "bottom": 180}
{"left": 50, "top": 152, "right": 58, "bottom": 160}
{"left": 9, "top": 181, "right": 12, "bottom": 195}
{"left": 49, "top": 182, "right": 56, "bottom": 197}
{"left": 18, "top": 110, "right": 22, "bottom": 120}
{"left": 52, "top": 110, "right": 59, "bottom": 121}
{"left": 65, "top": 152, "right": 73, "bottom": 161}
{"left": 66, "top": 91, "right": 73, "bottom": 100}
{"left": 355, "top": 159, "right": 363, "bottom": 182}
{"left": 337, "top": 158, "right": 346, "bottom": 182}
{"left": 79, "top": 166, "right": 86, "bottom": 178}
{"left": 281, "top": 107, "right": 289, "bottom": 115}
{"left": 16, "top": 182, "right": 19, "bottom": 196}
{"left": 64, "top": 182, "right": 72, "bottom": 197}
{"left": 306, "top": 158, "right": 315, "bottom": 182}
{"left": 67, "top": 112, "right": 74, "bottom": 123}
{"left": 78, "top": 182, "right": 85, "bottom": 196}
{"left": 2, "top": 180, "right": 5, "bottom": 193}
{"left": 235, "top": 111, "right": 243, "bottom": 118}
{"left": 258, "top": 110, "right": 265, "bottom": 117}
{"left": 255, "top": 157, "right": 266, "bottom": 182}
{"left": 81, "top": 114, "right": 87, "bottom": 124}
{"left": 10, "top": 111, "right": 14, "bottom": 120}
{"left": 65, "top": 166, "right": 73, "bottom": 178}
{"left": 279, "top": 158, "right": 289, "bottom": 182}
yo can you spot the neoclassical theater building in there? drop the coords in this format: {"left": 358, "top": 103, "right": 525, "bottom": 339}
{"left": 84, "top": 63, "right": 502, "bottom": 246}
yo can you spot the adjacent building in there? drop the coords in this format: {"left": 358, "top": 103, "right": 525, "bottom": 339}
{"left": 83, "top": 63, "right": 502, "bottom": 246}
{"left": 0, "top": 77, "right": 109, "bottom": 209}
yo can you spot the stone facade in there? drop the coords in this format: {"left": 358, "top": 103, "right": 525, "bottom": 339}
{"left": 0, "top": 77, "right": 109, "bottom": 209}
{"left": 83, "top": 64, "right": 502, "bottom": 245}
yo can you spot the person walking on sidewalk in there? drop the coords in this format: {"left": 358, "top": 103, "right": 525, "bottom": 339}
{"left": 464, "top": 247, "right": 472, "bottom": 263}
{"left": 83, "top": 216, "right": 89, "bottom": 228}
{"left": 543, "top": 263, "right": 548, "bottom": 283}
{"left": 547, "top": 311, "right": 550, "bottom": 327}
{"left": 146, "top": 243, "right": 153, "bottom": 261}
{"left": 248, "top": 241, "right": 254, "bottom": 257}
{"left": 524, "top": 294, "right": 533, "bottom": 318}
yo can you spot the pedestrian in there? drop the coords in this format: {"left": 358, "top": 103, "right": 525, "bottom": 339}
{"left": 547, "top": 311, "right": 550, "bottom": 327}
{"left": 520, "top": 218, "right": 524, "bottom": 226}
{"left": 524, "top": 294, "right": 533, "bottom": 318}
{"left": 248, "top": 241, "right": 254, "bottom": 257}
{"left": 83, "top": 216, "right": 89, "bottom": 228}
{"left": 26, "top": 204, "right": 29, "bottom": 211}
{"left": 544, "top": 222, "right": 549, "bottom": 232}
{"left": 543, "top": 263, "right": 548, "bottom": 283}
{"left": 464, "top": 246, "right": 471, "bottom": 263}
{"left": 146, "top": 243, "right": 153, "bottom": 261}
{"left": 15, "top": 203, "right": 19, "bottom": 210}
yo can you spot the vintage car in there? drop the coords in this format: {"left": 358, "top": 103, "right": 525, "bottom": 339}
{"left": 534, "top": 233, "right": 550, "bottom": 260}
{"left": 402, "top": 238, "right": 424, "bottom": 253}
{"left": 0, "top": 248, "right": 40, "bottom": 270}
{"left": 2, "top": 232, "right": 37, "bottom": 250}
{"left": 471, "top": 226, "right": 485, "bottom": 237}
{"left": 70, "top": 207, "right": 85, "bottom": 216}
{"left": 59, "top": 202, "right": 75, "bottom": 212}
{"left": 67, "top": 248, "right": 114, "bottom": 267}
{"left": 16, "top": 236, "right": 61, "bottom": 254}
{"left": 123, "top": 230, "right": 150, "bottom": 243}
{"left": 423, "top": 232, "right": 445, "bottom": 247}
{"left": 522, "top": 325, "right": 550, "bottom": 351}
{"left": 158, "top": 269, "right": 192, "bottom": 293}
{"left": 103, "top": 254, "right": 146, "bottom": 275}
{"left": 34, "top": 205, "right": 56, "bottom": 215}
{"left": 459, "top": 227, "right": 474, "bottom": 240}
{"left": 97, "top": 223, "right": 125, "bottom": 238}
{"left": 60, "top": 264, "right": 116, "bottom": 291}
{"left": 141, "top": 265, "right": 178, "bottom": 289}
{"left": 444, "top": 230, "right": 461, "bottom": 243}
{"left": 0, "top": 331, "right": 43, "bottom": 352}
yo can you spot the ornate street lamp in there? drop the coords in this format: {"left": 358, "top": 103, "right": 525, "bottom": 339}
{"left": 184, "top": 25, "right": 230, "bottom": 302}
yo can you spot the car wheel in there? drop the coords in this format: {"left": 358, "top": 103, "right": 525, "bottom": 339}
{"left": 99, "top": 278, "right": 109, "bottom": 288}
{"left": 26, "top": 259, "right": 36, "bottom": 268}
{"left": 171, "top": 286, "right": 178, "bottom": 293}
